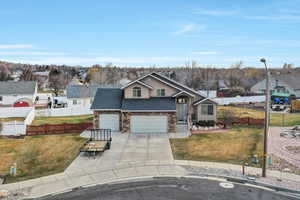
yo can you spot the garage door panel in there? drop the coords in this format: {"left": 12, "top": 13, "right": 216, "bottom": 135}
{"left": 131, "top": 115, "right": 167, "bottom": 133}
{"left": 99, "top": 114, "right": 119, "bottom": 131}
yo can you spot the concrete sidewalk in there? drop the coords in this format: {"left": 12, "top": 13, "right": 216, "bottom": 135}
{"left": 1, "top": 130, "right": 300, "bottom": 199}
{"left": 1, "top": 160, "right": 300, "bottom": 199}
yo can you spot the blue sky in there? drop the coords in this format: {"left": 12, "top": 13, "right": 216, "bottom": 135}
{"left": 0, "top": 0, "right": 300, "bottom": 67}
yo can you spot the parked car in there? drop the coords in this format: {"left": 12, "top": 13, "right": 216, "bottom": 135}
{"left": 53, "top": 97, "right": 68, "bottom": 108}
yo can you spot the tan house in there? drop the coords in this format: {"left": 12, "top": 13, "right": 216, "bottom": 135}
{"left": 91, "top": 72, "right": 217, "bottom": 133}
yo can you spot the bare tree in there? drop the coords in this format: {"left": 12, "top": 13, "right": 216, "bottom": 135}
{"left": 49, "top": 69, "right": 66, "bottom": 96}
{"left": 218, "top": 109, "right": 237, "bottom": 129}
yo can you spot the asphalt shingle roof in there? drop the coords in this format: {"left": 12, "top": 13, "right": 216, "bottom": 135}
{"left": 67, "top": 84, "right": 119, "bottom": 99}
{"left": 0, "top": 81, "right": 36, "bottom": 95}
{"left": 273, "top": 74, "right": 300, "bottom": 90}
{"left": 91, "top": 88, "right": 123, "bottom": 110}
{"left": 121, "top": 97, "right": 176, "bottom": 111}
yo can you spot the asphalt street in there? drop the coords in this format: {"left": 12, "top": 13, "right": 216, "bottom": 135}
{"left": 35, "top": 177, "right": 299, "bottom": 200}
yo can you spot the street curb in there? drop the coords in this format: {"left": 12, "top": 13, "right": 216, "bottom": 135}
{"left": 24, "top": 174, "right": 300, "bottom": 200}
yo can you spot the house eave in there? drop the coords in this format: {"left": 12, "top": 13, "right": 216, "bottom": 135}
{"left": 121, "top": 110, "right": 176, "bottom": 112}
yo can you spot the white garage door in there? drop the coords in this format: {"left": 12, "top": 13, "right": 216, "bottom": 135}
{"left": 131, "top": 115, "right": 168, "bottom": 133}
{"left": 99, "top": 114, "right": 120, "bottom": 131}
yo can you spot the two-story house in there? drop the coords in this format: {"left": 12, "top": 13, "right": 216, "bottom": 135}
{"left": 91, "top": 72, "right": 217, "bottom": 133}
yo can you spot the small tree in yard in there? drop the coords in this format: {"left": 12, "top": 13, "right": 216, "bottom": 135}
{"left": 218, "top": 109, "right": 237, "bottom": 129}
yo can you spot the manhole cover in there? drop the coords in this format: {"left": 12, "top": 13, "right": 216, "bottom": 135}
{"left": 219, "top": 182, "right": 234, "bottom": 189}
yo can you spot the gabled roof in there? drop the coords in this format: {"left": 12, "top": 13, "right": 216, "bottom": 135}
{"left": 122, "top": 97, "right": 176, "bottom": 111}
{"left": 150, "top": 73, "right": 204, "bottom": 97}
{"left": 172, "top": 91, "right": 195, "bottom": 97}
{"left": 121, "top": 80, "right": 153, "bottom": 89}
{"left": 91, "top": 88, "right": 123, "bottom": 110}
{"left": 121, "top": 72, "right": 205, "bottom": 98}
{"left": 0, "top": 81, "right": 36, "bottom": 95}
{"left": 193, "top": 98, "right": 218, "bottom": 106}
{"left": 272, "top": 74, "right": 300, "bottom": 90}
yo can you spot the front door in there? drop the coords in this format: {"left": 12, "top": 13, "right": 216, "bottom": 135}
{"left": 177, "top": 103, "right": 188, "bottom": 122}
{"left": 176, "top": 97, "right": 188, "bottom": 123}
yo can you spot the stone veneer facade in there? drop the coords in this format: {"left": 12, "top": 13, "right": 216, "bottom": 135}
{"left": 93, "top": 111, "right": 177, "bottom": 133}
{"left": 93, "top": 111, "right": 121, "bottom": 129}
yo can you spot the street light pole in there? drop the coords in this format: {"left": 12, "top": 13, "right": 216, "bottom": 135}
{"left": 260, "top": 58, "right": 270, "bottom": 178}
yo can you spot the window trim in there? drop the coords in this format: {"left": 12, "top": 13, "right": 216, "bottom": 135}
{"left": 157, "top": 89, "right": 166, "bottom": 97}
{"left": 201, "top": 104, "right": 214, "bottom": 115}
{"left": 132, "top": 87, "right": 142, "bottom": 97}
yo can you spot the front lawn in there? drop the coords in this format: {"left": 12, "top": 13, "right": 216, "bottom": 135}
{"left": 270, "top": 113, "right": 300, "bottom": 126}
{"left": 0, "top": 134, "right": 87, "bottom": 183}
{"left": 170, "top": 126, "right": 263, "bottom": 165}
{"left": 218, "top": 106, "right": 264, "bottom": 119}
{"left": 31, "top": 115, "right": 93, "bottom": 125}
{"left": 218, "top": 106, "right": 300, "bottom": 127}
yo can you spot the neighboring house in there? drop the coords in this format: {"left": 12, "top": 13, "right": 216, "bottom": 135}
{"left": 0, "top": 81, "right": 37, "bottom": 107}
{"left": 66, "top": 84, "right": 118, "bottom": 107}
{"left": 32, "top": 71, "right": 50, "bottom": 89}
{"left": 198, "top": 90, "right": 217, "bottom": 98}
{"left": 251, "top": 74, "right": 300, "bottom": 97}
{"left": 91, "top": 72, "right": 217, "bottom": 133}
{"left": 10, "top": 69, "right": 23, "bottom": 81}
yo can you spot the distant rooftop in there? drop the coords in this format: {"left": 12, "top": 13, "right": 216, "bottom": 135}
{"left": 67, "top": 84, "right": 121, "bottom": 99}
{"left": 0, "top": 81, "right": 36, "bottom": 95}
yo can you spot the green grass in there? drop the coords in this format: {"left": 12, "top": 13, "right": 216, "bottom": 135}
{"left": 0, "top": 134, "right": 87, "bottom": 183}
{"left": 170, "top": 126, "right": 263, "bottom": 165}
{"left": 31, "top": 115, "right": 93, "bottom": 125}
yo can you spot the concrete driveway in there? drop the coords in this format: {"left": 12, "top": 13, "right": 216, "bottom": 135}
{"left": 66, "top": 132, "right": 174, "bottom": 174}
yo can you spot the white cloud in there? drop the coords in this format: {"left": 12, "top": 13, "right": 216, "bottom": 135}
{"left": 193, "top": 9, "right": 237, "bottom": 16}
{"left": 0, "top": 44, "right": 34, "bottom": 49}
{"left": 173, "top": 24, "right": 205, "bottom": 35}
{"left": 192, "top": 51, "right": 218, "bottom": 55}
{"left": 0, "top": 51, "right": 67, "bottom": 56}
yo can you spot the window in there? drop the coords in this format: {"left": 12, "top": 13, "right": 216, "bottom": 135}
{"left": 157, "top": 89, "right": 165, "bottom": 97}
{"left": 201, "top": 104, "right": 214, "bottom": 115}
{"left": 0, "top": 96, "right": 2, "bottom": 101}
{"left": 177, "top": 97, "right": 187, "bottom": 104}
{"left": 132, "top": 87, "right": 141, "bottom": 97}
{"left": 73, "top": 99, "right": 78, "bottom": 105}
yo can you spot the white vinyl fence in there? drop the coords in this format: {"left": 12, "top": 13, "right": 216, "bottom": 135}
{"left": 0, "top": 107, "right": 33, "bottom": 118}
{"left": 0, "top": 121, "right": 26, "bottom": 136}
{"left": 0, "top": 107, "right": 35, "bottom": 136}
{"left": 35, "top": 106, "right": 92, "bottom": 117}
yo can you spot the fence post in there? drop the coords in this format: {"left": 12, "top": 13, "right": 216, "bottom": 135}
{"left": 63, "top": 123, "right": 66, "bottom": 134}
{"left": 45, "top": 124, "right": 47, "bottom": 135}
